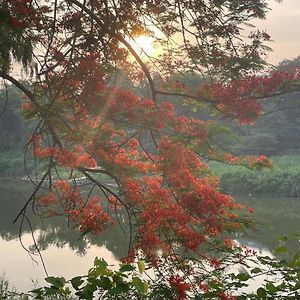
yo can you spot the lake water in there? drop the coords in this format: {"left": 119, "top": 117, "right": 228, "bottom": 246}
{"left": 0, "top": 179, "right": 300, "bottom": 292}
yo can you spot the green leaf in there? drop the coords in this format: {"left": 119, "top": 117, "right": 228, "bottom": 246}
{"left": 98, "top": 277, "right": 113, "bottom": 290}
{"left": 112, "top": 274, "right": 124, "bottom": 284}
{"left": 274, "top": 246, "right": 288, "bottom": 255}
{"left": 119, "top": 264, "right": 135, "bottom": 272}
{"left": 80, "top": 284, "right": 97, "bottom": 300}
{"left": 90, "top": 258, "right": 112, "bottom": 277}
{"left": 30, "top": 288, "right": 43, "bottom": 294}
{"left": 257, "top": 287, "right": 267, "bottom": 299}
{"left": 87, "top": 277, "right": 101, "bottom": 286}
{"left": 251, "top": 267, "right": 262, "bottom": 274}
{"left": 44, "top": 287, "right": 59, "bottom": 296}
{"left": 132, "top": 276, "right": 147, "bottom": 294}
{"left": 293, "top": 250, "right": 300, "bottom": 263}
{"left": 277, "top": 235, "right": 289, "bottom": 242}
{"left": 236, "top": 273, "right": 250, "bottom": 281}
{"left": 62, "top": 287, "right": 71, "bottom": 295}
{"left": 266, "top": 282, "right": 278, "bottom": 293}
{"left": 108, "top": 282, "right": 130, "bottom": 295}
{"left": 142, "top": 281, "right": 149, "bottom": 294}
{"left": 71, "top": 276, "right": 84, "bottom": 290}
{"left": 94, "top": 257, "right": 108, "bottom": 269}
{"left": 208, "top": 281, "right": 222, "bottom": 290}
{"left": 138, "top": 260, "right": 145, "bottom": 274}
{"left": 290, "top": 232, "right": 300, "bottom": 239}
{"left": 45, "top": 276, "right": 65, "bottom": 288}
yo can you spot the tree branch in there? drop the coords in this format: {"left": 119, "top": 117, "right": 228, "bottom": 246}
{"left": 67, "top": 0, "right": 157, "bottom": 102}
{"left": 0, "top": 70, "right": 62, "bottom": 147}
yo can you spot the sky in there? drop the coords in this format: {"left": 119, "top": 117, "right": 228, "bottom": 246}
{"left": 255, "top": 0, "right": 300, "bottom": 65}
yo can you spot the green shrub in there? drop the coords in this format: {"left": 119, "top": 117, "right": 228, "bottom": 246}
{"left": 210, "top": 155, "right": 300, "bottom": 196}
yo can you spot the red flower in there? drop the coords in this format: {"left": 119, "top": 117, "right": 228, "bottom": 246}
{"left": 169, "top": 275, "right": 191, "bottom": 300}
{"left": 22, "top": 102, "right": 32, "bottom": 110}
{"left": 248, "top": 207, "right": 254, "bottom": 214}
{"left": 210, "top": 257, "right": 221, "bottom": 269}
{"left": 11, "top": 17, "right": 21, "bottom": 28}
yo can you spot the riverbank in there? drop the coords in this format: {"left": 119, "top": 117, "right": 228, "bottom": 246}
{"left": 0, "top": 150, "right": 28, "bottom": 176}
{"left": 1, "top": 151, "right": 300, "bottom": 197}
{"left": 210, "top": 155, "right": 300, "bottom": 197}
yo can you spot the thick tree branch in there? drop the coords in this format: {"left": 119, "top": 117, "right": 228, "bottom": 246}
{"left": 0, "top": 70, "right": 62, "bottom": 147}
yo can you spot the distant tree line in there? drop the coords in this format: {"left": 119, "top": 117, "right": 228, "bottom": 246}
{"left": 229, "top": 91, "right": 300, "bottom": 155}
{"left": 1, "top": 57, "right": 300, "bottom": 176}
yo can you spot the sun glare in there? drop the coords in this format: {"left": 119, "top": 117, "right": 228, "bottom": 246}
{"left": 130, "top": 35, "right": 158, "bottom": 57}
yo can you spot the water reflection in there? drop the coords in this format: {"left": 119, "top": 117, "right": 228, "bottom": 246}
{"left": 0, "top": 233, "right": 118, "bottom": 292}
{"left": 0, "top": 180, "right": 130, "bottom": 256}
{"left": 0, "top": 179, "right": 128, "bottom": 291}
{"left": 237, "top": 196, "right": 300, "bottom": 253}
{"left": 0, "top": 180, "right": 300, "bottom": 292}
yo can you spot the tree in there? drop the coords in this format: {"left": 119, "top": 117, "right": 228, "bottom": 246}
{"left": 1, "top": 0, "right": 300, "bottom": 299}
{"left": 277, "top": 55, "right": 300, "bottom": 74}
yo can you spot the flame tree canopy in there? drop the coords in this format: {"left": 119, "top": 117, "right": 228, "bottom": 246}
{"left": 1, "top": 0, "right": 300, "bottom": 299}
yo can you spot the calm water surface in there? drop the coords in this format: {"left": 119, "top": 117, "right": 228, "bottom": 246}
{"left": 0, "top": 179, "right": 299, "bottom": 292}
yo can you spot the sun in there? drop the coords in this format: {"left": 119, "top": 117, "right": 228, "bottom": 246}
{"left": 130, "top": 35, "right": 158, "bottom": 57}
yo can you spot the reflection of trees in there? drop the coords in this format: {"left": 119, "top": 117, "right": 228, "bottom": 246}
{"left": 32, "top": 223, "right": 90, "bottom": 256}
{"left": 34, "top": 215, "right": 130, "bottom": 258}
{"left": 2, "top": 181, "right": 300, "bottom": 259}
{"left": 0, "top": 180, "right": 31, "bottom": 237}
{"left": 238, "top": 196, "right": 300, "bottom": 254}
{"left": 0, "top": 180, "right": 130, "bottom": 258}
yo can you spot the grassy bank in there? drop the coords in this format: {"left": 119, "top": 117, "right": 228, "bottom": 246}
{"left": 1, "top": 150, "right": 300, "bottom": 196}
{"left": 0, "top": 150, "right": 31, "bottom": 177}
{"left": 210, "top": 155, "right": 300, "bottom": 196}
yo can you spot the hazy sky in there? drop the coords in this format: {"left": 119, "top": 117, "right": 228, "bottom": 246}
{"left": 255, "top": 0, "right": 300, "bottom": 65}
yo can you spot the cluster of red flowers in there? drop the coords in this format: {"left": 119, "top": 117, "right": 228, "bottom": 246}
{"left": 33, "top": 138, "right": 97, "bottom": 169}
{"left": 7, "top": 0, "right": 43, "bottom": 30}
{"left": 69, "top": 196, "right": 112, "bottom": 235}
{"left": 20, "top": 49, "right": 300, "bottom": 300}
{"left": 39, "top": 180, "right": 111, "bottom": 235}
{"left": 168, "top": 275, "right": 191, "bottom": 300}
{"left": 223, "top": 153, "right": 272, "bottom": 169}
{"left": 197, "top": 71, "right": 300, "bottom": 124}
